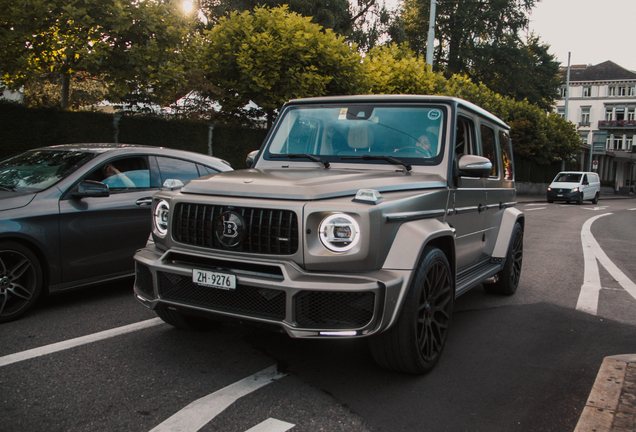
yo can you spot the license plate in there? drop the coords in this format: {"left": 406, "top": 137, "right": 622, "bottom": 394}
{"left": 192, "top": 269, "right": 236, "bottom": 290}
{"left": 557, "top": 194, "right": 563, "bottom": 197}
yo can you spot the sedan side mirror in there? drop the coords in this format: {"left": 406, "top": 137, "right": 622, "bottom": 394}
{"left": 457, "top": 155, "right": 493, "bottom": 178}
{"left": 246, "top": 150, "right": 259, "bottom": 168}
{"left": 72, "top": 180, "right": 110, "bottom": 198}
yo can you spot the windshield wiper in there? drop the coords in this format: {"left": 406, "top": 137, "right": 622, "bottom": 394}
{"left": 340, "top": 155, "right": 412, "bottom": 172}
{"left": 0, "top": 184, "right": 16, "bottom": 191}
{"left": 270, "top": 154, "right": 330, "bottom": 168}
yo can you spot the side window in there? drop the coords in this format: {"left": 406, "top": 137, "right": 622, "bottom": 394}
{"left": 455, "top": 116, "right": 476, "bottom": 157}
{"left": 197, "top": 164, "right": 220, "bottom": 176}
{"left": 480, "top": 124, "right": 498, "bottom": 177}
{"left": 583, "top": 174, "right": 588, "bottom": 184}
{"left": 499, "top": 131, "right": 514, "bottom": 181}
{"left": 86, "top": 157, "right": 150, "bottom": 191}
{"left": 156, "top": 157, "right": 201, "bottom": 186}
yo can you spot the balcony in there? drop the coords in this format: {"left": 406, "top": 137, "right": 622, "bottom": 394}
{"left": 598, "top": 119, "right": 636, "bottom": 129}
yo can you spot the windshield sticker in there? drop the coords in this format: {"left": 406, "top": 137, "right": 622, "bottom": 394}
{"left": 338, "top": 108, "right": 348, "bottom": 120}
{"left": 428, "top": 109, "right": 442, "bottom": 121}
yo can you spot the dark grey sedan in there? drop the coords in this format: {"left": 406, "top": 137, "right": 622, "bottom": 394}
{"left": 0, "top": 144, "right": 232, "bottom": 322}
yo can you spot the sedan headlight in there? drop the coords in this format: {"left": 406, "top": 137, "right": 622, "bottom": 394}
{"left": 154, "top": 200, "right": 170, "bottom": 237}
{"left": 319, "top": 214, "right": 360, "bottom": 252}
{"left": 572, "top": 187, "right": 579, "bottom": 193}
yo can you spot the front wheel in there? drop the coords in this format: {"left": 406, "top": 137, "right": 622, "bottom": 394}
{"left": 484, "top": 222, "right": 523, "bottom": 296}
{"left": 0, "top": 241, "right": 43, "bottom": 323}
{"left": 369, "top": 247, "right": 454, "bottom": 374}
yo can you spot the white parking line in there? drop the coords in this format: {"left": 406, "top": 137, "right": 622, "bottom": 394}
{"left": 0, "top": 318, "right": 163, "bottom": 368}
{"left": 150, "top": 365, "right": 286, "bottom": 432}
{"left": 246, "top": 418, "right": 295, "bottom": 432}
{"left": 525, "top": 207, "right": 546, "bottom": 211}
{"left": 576, "top": 213, "right": 636, "bottom": 314}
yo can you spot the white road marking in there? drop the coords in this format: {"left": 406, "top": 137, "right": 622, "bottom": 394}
{"left": 576, "top": 213, "right": 636, "bottom": 314}
{"left": 150, "top": 365, "right": 286, "bottom": 432}
{"left": 628, "top": 208, "right": 636, "bottom": 211}
{"left": 246, "top": 418, "right": 295, "bottom": 432}
{"left": 525, "top": 207, "right": 546, "bottom": 211}
{"left": 0, "top": 318, "right": 163, "bottom": 367}
{"left": 525, "top": 203, "right": 547, "bottom": 206}
{"left": 583, "top": 206, "right": 610, "bottom": 211}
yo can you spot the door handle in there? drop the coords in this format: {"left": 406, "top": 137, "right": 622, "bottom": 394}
{"left": 136, "top": 197, "right": 153, "bottom": 206}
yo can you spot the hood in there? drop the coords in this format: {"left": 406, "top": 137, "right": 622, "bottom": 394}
{"left": 181, "top": 168, "right": 447, "bottom": 200}
{"left": 549, "top": 182, "right": 581, "bottom": 189}
{"left": 0, "top": 192, "right": 36, "bottom": 211}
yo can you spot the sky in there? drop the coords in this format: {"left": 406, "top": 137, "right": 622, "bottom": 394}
{"left": 527, "top": 0, "right": 636, "bottom": 72}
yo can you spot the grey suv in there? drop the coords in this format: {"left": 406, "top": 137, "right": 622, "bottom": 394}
{"left": 134, "top": 95, "right": 524, "bottom": 374}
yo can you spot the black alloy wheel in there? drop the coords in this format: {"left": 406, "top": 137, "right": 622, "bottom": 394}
{"left": 0, "top": 241, "right": 43, "bottom": 323}
{"left": 369, "top": 246, "right": 454, "bottom": 374}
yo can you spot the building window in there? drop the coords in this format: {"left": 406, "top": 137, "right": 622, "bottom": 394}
{"left": 559, "top": 87, "right": 567, "bottom": 98}
{"left": 608, "top": 86, "right": 616, "bottom": 96}
{"left": 628, "top": 108, "right": 635, "bottom": 121}
{"left": 606, "top": 135, "right": 612, "bottom": 149}
{"left": 605, "top": 108, "right": 614, "bottom": 121}
{"left": 580, "top": 107, "right": 590, "bottom": 125}
{"left": 613, "top": 135, "right": 624, "bottom": 150}
{"left": 618, "top": 86, "right": 628, "bottom": 96}
{"left": 628, "top": 86, "right": 636, "bottom": 96}
{"left": 627, "top": 136, "right": 634, "bottom": 150}
{"left": 583, "top": 86, "right": 592, "bottom": 97}
{"left": 557, "top": 107, "right": 565, "bottom": 118}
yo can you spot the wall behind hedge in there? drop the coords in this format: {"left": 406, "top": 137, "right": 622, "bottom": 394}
{"left": 0, "top": 102, "right": 267, "bottom": 169}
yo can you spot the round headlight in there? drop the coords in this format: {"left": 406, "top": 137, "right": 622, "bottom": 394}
{"left": 154, "top": 200, "right": 170, "bottom": 237}
{"left": 319, "top": 214, "right": 360, "bottom": 252}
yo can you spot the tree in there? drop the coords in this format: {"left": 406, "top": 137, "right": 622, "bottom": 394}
{"left": 362, "top": 43, "right": 581, "bottom": 165}
{"left": 0, "top": 0, "right": 192, "bottom": 108}
{"left": 202, "top": 6, "right": 365, "bottom": 128}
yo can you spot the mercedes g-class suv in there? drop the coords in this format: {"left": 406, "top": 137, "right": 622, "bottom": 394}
{"left": 133, "top": 95, "right": 524, "bottom": 374}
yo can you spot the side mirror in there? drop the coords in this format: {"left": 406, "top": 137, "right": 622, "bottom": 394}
{"left": 457, "top": 155, "right": 493, "bottom": 178}
{"left": 246, "top": 150, "right": 259, "bottom": 168}
{"left": 72, "top": 180, "right": 109, "bottom": 198}
{"left": 162, "top": 179, "right": 184, "bottom": 190}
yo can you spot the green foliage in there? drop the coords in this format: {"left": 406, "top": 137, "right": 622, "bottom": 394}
{"left": 23, "top": 72, "right": 108, "bottom": 109}
{"left": 363, "top": 44, "right": 581, "bottom": 165}
{"left": 202, "top": 6, "right": 365, "bottom": 125}
{"left": 0, "top": 0, "right": 193, "bottom": 107}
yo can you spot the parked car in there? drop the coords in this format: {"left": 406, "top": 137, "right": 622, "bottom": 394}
{"left": 0, "top": 143, "right": 232, "bottom": 322}
{"left": 547, "top": 171, "right": 600, "bottom": 204}
{"left": 134, "top": 95, "right": 525, "bottom": 374}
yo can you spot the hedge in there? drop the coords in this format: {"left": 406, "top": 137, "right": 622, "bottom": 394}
{"left": 0, "top": 102, "right": 267, "bottom": 169}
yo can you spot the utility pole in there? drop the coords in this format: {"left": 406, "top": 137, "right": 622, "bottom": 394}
{"left": 564, "top": 52, "right": 571, "bottom": 171}
{"left": 426, "top": 0, "right": 437, "bottom": 67}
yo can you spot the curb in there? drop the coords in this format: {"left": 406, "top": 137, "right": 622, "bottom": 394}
{"left": 574, "top": 354, "right": 636, "bottom": 432}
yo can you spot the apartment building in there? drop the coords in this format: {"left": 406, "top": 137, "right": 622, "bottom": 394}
{"left": 556, "top": 60, "right": 636, "bottom": 192}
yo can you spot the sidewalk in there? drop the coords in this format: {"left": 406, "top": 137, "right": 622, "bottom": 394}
{"left": 516, "top": 192, "right": 635, "bottom": 431}
{"left": 574, "top": 355, "right": 636, "bottom": 432}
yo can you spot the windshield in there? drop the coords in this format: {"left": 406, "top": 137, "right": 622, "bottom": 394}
{"left": 0, "top": 150, "right": 96, "bottom": 193}
{"left": 265, "top": 104, "right": 446, "bottom": 165}
{"left": 554, "top": 173, "right": 582, "bottom": 183}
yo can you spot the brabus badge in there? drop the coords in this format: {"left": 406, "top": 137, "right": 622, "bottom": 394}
{"left": 215, "top": 211, "right": 246, "bottom": 247}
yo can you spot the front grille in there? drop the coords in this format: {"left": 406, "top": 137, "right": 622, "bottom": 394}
{"left": 157, "top": 272, "right": 286, "bottom": 320}
{"left": 173, "top": 203, "right": 299, "bottom": 255}
{"left": 135, "top": 264, "right": 154, "bottom": 298}
{"left": 295, "top": 291, "right": 375, "bottom": 329}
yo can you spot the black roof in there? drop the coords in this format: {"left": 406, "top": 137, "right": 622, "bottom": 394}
{"left": 563, "top": 61, "right": 636, "bottom": 82}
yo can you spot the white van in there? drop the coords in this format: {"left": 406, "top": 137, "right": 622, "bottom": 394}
{"left": 547, "top": 171, "right": 601, "bottom": 204}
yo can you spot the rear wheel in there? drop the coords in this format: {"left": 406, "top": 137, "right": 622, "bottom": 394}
{"left": 369, "top": 247, "right": 454, "bottom": 374}
{"left": 156, "top": 308, "right": 218, "bottom": 331}
{"left": 592, "top": 193, "right": 599, "bottom": 204}
{"left": 484, "top": 222, "right": 523, "bottom": 296}
{"left": 0, "top": 241, "right": 43, "bottom": 323}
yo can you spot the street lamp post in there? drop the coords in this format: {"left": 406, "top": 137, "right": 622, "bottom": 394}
{"left": 426, "top": 0, "right": 437, "bottom": 67}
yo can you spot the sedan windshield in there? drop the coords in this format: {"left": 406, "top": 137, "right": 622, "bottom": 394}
{"left": 265, "top": 104, "right": 446, "bottom": 166}
{"left": 0, "top": 150, "right": 96, "bottom": 193}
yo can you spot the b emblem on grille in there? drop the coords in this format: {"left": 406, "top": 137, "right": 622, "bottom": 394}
{"left": 215, "top": 211, "right": 245, "bottom": 247}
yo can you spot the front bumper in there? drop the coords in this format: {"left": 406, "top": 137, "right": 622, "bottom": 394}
{"left": 133, "top": 246, "right": 409, "bottom": 338}
{"left": 547, "top": 190, "right": 582, "bottom": 202}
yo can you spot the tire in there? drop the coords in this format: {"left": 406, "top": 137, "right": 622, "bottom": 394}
{"left": 592, "top": 193, "right": 599, "bottom": 204}
{"left": 156, "top": 308, "right": 218, "bottom": 331}
{"left": 547, "top": 199, "right": 554, "bottom": 203}
{"left": 484, "top": 222, "right": 523, "bottom": 296}
{"left": 369, "top": 247, "right": 454, "bottom": 374}
{"left": 576, "top": 193, "right": 583, "bottom": 205}
{"left": 0, "top": 241, "right": 43, "bottom": 323}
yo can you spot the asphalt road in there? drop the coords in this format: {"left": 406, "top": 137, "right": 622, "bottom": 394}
{"left": 1, "top": 198, "right": 635, "bottom": 432}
